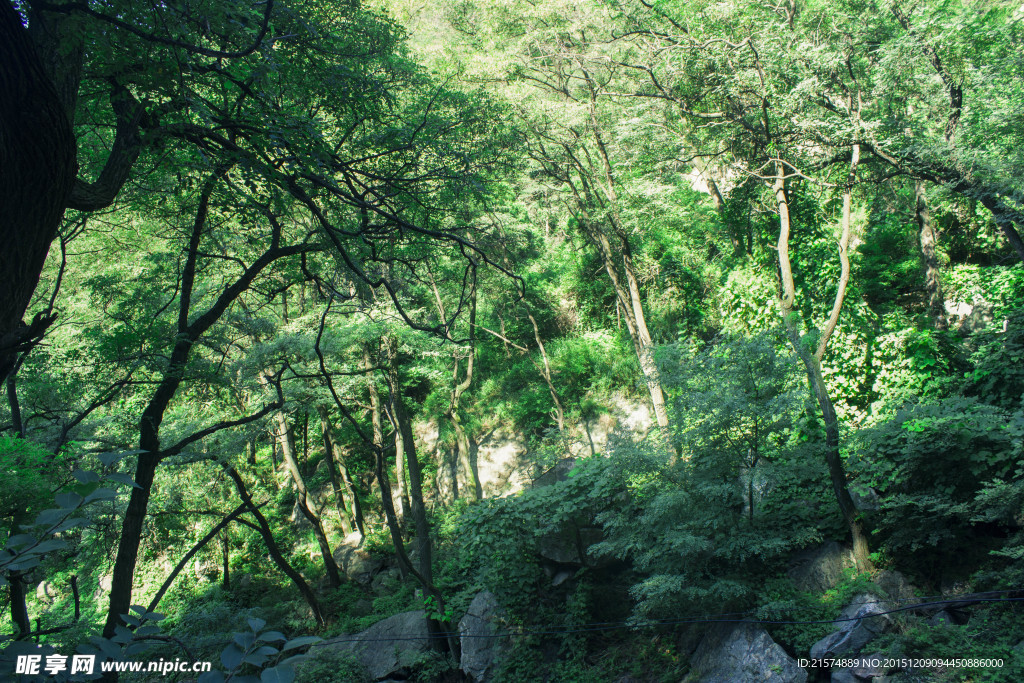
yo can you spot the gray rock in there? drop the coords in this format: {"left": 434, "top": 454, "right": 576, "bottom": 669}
{"left": 873, "top": 570, "right": 915, "bottom": 606}
{"left": 371, "top": 568, "right": 402, "bottom": 594}
{"left": 850, "top": 487, "right": 880, "bottom": 512}
{"left": 787, "top": 542, "right": 855, "bottom": 593}
{"left": 36, "top": 581, "right": 57, "bottom": 605}
{"left": 351, "top": 599, "right": 374, "bottom": 617}
{"left": 687, "top": 622, "right": 807, "bottom": 683}
{"left": 551, "top": 570, "right": 573, "bottom": 587}
{"left": 320, "top": 610, "right": 429, "bottom": 680}
{"left": 459, "top": 591, "right": 509, "bottom": 682}
{"left": 536, "top": 525, "right": 605, "bottom": 566}
{"left": 93, "top": 574, "right": 112, "bottom": 602}
{"left": 811, "top": 594, "right": 893, "bottom": 660}
{"left": 289, "top": 499, "right": 313, "bottom": 530}
{"left": 333, "top": 534, "right": 384, "bottom": 585}
{"left": 532, "top": 458, "right": 577, "bottom": 488}
{"left": 831, "top": 653, "right": 888, "bottom": 682}
{"left": 927, "top": 610, "right": 956, "bottom": 627}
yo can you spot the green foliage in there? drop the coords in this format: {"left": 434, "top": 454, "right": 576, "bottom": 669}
{"left": 477, "top": 328, "right": 636, "bottom": 433}
{"left": 0, "top": 436, "right": 59, "bottom": 521}
{"left": 198, "top": 617, "right": 319, "bottom": 683}
{"left": 873, "top": 602, "right": 1024, "bottom": 683}
{"left": 947, "top": 264, "right": 1024, "bottom": 319}
{"left": 966, "top": 307, "right": 1024, "bottom": 409}
{"left": 856, "top": 207, "right": 925, "bottom": 310}
{"left": 853, "top": 398, "right": 1024, "bottom": 574}
{"left": 717, "top": 264, "right": 780, "bottom": 334}
{"left": 589, "top": 335, "right": 831, "bottom": 617}
{"left": 295, "top": 648, "right": 369, "bottom": 683}
{"left": 457, "top": 454, "right": 622, "bottom": 613}
{"left": 757, "top": 570, "right": 876, "bottom": 655}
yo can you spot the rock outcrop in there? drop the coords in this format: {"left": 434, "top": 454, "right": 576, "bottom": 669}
{"left": 687, "top": 622, "right": 807, "bottom": 682}
{"left": 811, "top": 594, "right": 893, "bottom": 660}
{"left": 787, "top": 542, "right": 855, "bottom": 593}
{"left": 459, "top": 591, "right": 509, "bottom": 682}
{"left": 318, "top": 610, "right": 430, "bottom": 680}
{"left": 333, "top": 532, "right": 384, "bottom": 585}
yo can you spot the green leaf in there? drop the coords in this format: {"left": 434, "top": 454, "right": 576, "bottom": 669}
{"left": 280, "top": 636, "right": 321, "bottom": 652}
{"left": 221, "top": 643, "right": 244, "bottom": 670}
{"left": 106, "top": 472, "right": 140, "bottom": 488}
{"left": 261, "top": 665, "right": 296, "bottom": 683}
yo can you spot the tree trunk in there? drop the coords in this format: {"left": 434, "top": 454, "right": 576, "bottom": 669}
{"left": 381, "top": 335, "right": 456, "bottom": 656}
{"left": 527, "top": 313, "right": 565, "bottom": 433}
{"left": 979, "top": 194, "right": 1024, "bottom": 263}
{"left": 103, "top": 179, "right": 313, "bottom": 639}
{"left": 6, "top": 364, "right": 24, "bottom": 437}
{"left": 104, "top": 448, "right": 160, "bottom": 638}
{"left": 221, "top": 530, "right": 230, "bottom": 590}
{"left": 272, "top": 408, "right": 342, "bottom": 588}
{"left": 915, "top": 180, "right": 947, "bottom": 329}
{"left": 146, "top": 503, "right": 248, "bottom": 615}
{"left": 225, "top": 467, "right": 324, "bottom": 626}
{"left": 591, "top": 228, "right": 671, "bottom": 433}
{"left": 0, "top": 0, "right": 77, "bottom": 381}
{"left": 774, "top": 158, "right": 872, "bottom": 571}
{"left": 318, "top": 407, "right": 355, "bottom": 536}
{"left": 394, "top": 423, "right": 410, "bottom": 522}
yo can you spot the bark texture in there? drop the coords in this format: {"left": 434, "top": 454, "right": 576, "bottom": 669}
{"left": 0, "top": 0, "right": 77, "bottom": 380}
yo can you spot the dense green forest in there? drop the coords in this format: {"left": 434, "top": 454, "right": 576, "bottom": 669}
{"left": 2, "top": 0, "right": 1024, "bottom": 680}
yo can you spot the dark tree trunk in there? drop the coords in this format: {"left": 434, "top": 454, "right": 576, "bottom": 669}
{"left": 6, "top": 366, "right": 24, "bottom": 437}
{"left": 381, "top": 336, "right": 457, "bottom": 657}
{"left": 103, "top": 449, "right": 160, "bottom": 638}
{"left": 979, "top": 195, "right": 1024, "bottom": 263}
{"left": 9, "top": 572, "right": 30, "bottom": 639}
{"left": 221, "top": 531, "right": 230, "bottom": 590}
{"left": 273, "top": 408, "right": 342, "bottom": 588}
{"left": 318, "top": 407, "right": 354, "bottom": 536}
{"left": 225, "top": 467, "right": 325, "bottom": 627}
{"left": 0, "top": 0, "right": 77, "bottom": 381}
{"left": 146, "top": 504, "right": 248, "bottom": 615}
{"left": 102, "top": 177, "right": 316, "bottom": 638}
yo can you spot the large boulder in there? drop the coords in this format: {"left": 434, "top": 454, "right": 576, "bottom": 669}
{"left": 459, "top": 591, "right": 509, "bottom": 682}
{"left": 536, "top": 524, "right": 605, "bottom": 566}
{"left": 787, "top": 542, "right": 855, "bottom": 593}
{"left": 35, "top": 581, "right": 58, "bottom": 605}
{"left": 318, "top": 610, "right": 430, "bottom": 680}
{"left": 872, "top": 570, "right": 916, "bottom": 606}
{"left": 92, "top": 574, "right": 112, "bottom": 602}
{"left": 687, "top": 622, "right": 807, "bottom": 683}
{"left": 811, "top": 594, "right": 893, "bottom": 660}
{"left": 333, "top": 532, "right": 384, "bottom": 584}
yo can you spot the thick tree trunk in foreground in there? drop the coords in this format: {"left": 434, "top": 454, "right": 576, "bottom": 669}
{"left": 9, "top": 573, "right": 29, "bottom": 639}
{"left": 103, "top": 177, "right": 316, "bottom": 638}
{"left": 0, "top": 0, "right": 77, "bottom": 381}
